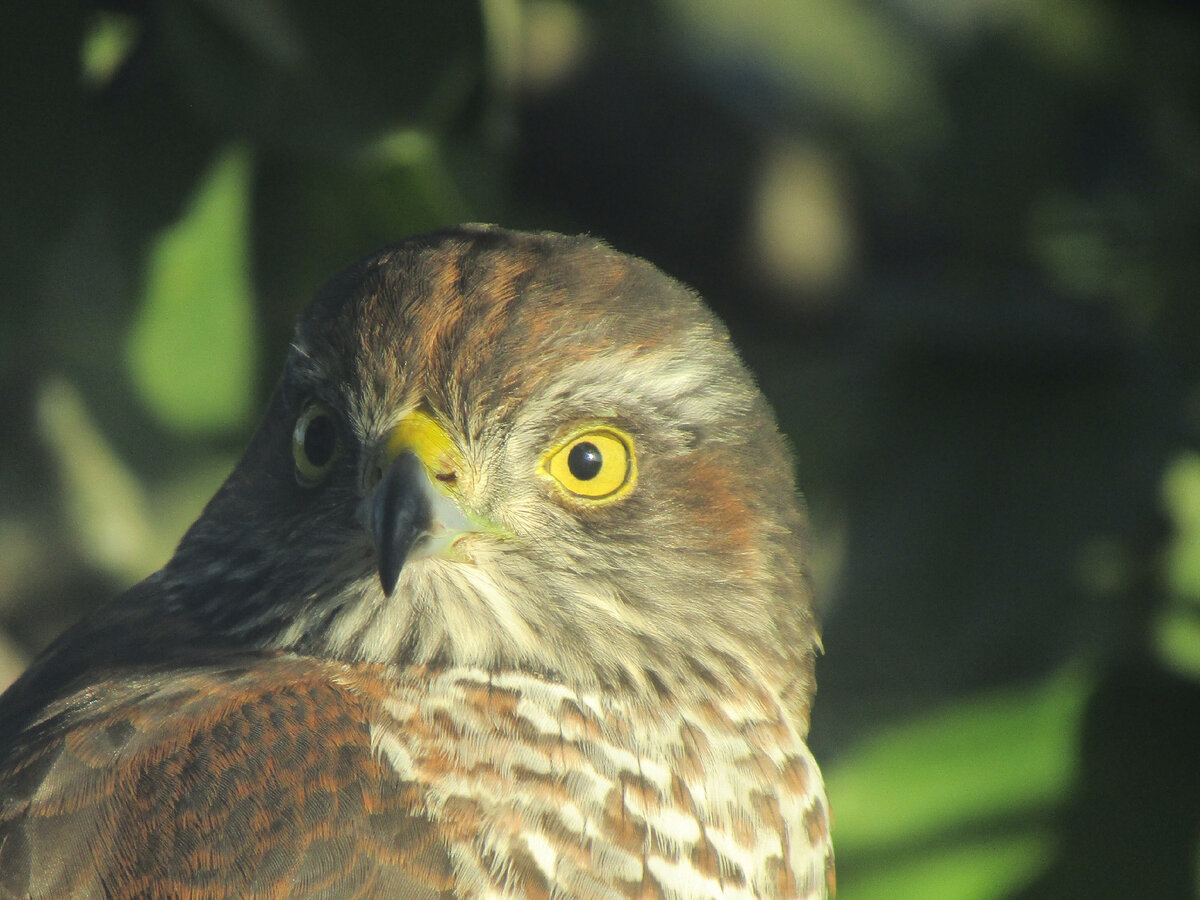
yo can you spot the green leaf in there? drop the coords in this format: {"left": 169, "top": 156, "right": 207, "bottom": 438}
{"left": 1158, "top": 452, "right": 1200, "bottom": 678}
{"left": 80, "top": 11, "right": 141, "bottom": 90}
{"left": 125, "top": 146, "right": 256, "bottom": 433}
{"left": 837, "top": 831, "right": 1055, "bottom": 900}
{"left": 826, "top": 669, "right": 1088, "bottom": 898}
{"left": 1164, "top": 452, "right": 1200, "bottom": 601}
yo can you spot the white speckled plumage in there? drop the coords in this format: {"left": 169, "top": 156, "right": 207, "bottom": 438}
{"left": 364, "top": 665, "right": 831, "bottom": 899}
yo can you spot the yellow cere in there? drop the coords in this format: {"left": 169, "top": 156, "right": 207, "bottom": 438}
{"left": 544, "top": 427, "right": 636, "bottom": 501}
{"left": 385, "top": 408, "right": 464, "bottom": 491}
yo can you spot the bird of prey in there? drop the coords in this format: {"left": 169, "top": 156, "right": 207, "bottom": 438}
{"left": 0, "top": 225, "right": 833, "bottom": 899}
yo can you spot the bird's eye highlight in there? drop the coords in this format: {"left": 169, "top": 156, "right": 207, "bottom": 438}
{"left": 293, "top": 401, "right": 341, "bottom": 485}
{"left": 544, "top": 428, "right": 636, "bottom": 501}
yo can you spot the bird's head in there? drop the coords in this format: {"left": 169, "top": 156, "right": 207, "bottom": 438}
{"left": 167, "top": 226, "right": 819, "bottom": 721}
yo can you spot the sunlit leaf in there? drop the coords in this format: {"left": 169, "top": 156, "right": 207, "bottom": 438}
{"left": 661, "top": 0, "right": 941, "bottom": 133}
{"left": 125, "top": 146, "right": 256, "bottom": 434}
{"left": 827, "top": 670, "right": 1088, "bottom": 898}
{"left": 1164, "top": 452, "right": 1200, "bottom": 601}
{"left": 836, "top": 832, "right": 1054, "bottom": 900}
{"left": 34, "top": 377, "right": 154, "bottom": 581}
{"left": 80, "top": 11, "right": 141, "bottom": 89}
{"left": 1155, "top": 608, "right": 1200, "bottom": 680}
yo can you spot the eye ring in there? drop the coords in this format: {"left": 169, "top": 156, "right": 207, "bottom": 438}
{"left": 293, "top": 401, "right": 341, "bottom": 486}
{"left": 543, "top": 427, "right": 636, "bottom": 501}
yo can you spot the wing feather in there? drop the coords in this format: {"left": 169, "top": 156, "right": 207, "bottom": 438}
{"left": 0, "top": 656, "right": 452, "bottom": 900}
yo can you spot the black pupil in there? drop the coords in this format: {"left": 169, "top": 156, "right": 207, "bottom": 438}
{"left": 567, "top": 441, "right": 603, "bottom": 480}
{"left": 303, "top": 414, "right": 337, "bottom": 468}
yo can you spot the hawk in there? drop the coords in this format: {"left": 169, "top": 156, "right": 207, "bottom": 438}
{"left": 0, "top": 226, "right": 833, "bottom": 899}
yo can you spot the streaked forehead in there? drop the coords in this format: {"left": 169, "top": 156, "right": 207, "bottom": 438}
{"left": 289, "top": 227, "right": 724, "bottom": 420}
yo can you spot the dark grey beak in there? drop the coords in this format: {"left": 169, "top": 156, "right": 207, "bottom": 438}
{"left": 370, "top": 451, "right": 433, "bottom": 596}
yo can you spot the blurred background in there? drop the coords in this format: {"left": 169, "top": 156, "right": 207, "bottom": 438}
{"left": 1, "top": 1, "right": 1198, "bottom": 896}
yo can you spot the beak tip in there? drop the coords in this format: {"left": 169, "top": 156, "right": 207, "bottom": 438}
{"left": 370, "top": 452, "right": 432, "bottom": 598}
{"left": 378, "top": 562, "right": 399, "bottom": 597}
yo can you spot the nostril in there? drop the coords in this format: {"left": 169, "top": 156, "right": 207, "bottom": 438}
{"left": 366, "top": 462, "right": 385, "bottom": 491}
{"left": 435, "top": 471, "right": 457, "bottom": 484}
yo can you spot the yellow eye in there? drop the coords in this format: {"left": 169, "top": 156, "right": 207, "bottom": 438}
{"left": 544, "top": 428, "right": 636, "bottom": 501}
{"left": 293, "top": 401, "right": 341, "bottom": 485}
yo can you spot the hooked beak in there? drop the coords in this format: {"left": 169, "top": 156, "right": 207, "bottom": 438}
{"left": 366, "top": 409, "right": 475, "bottom": 596}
